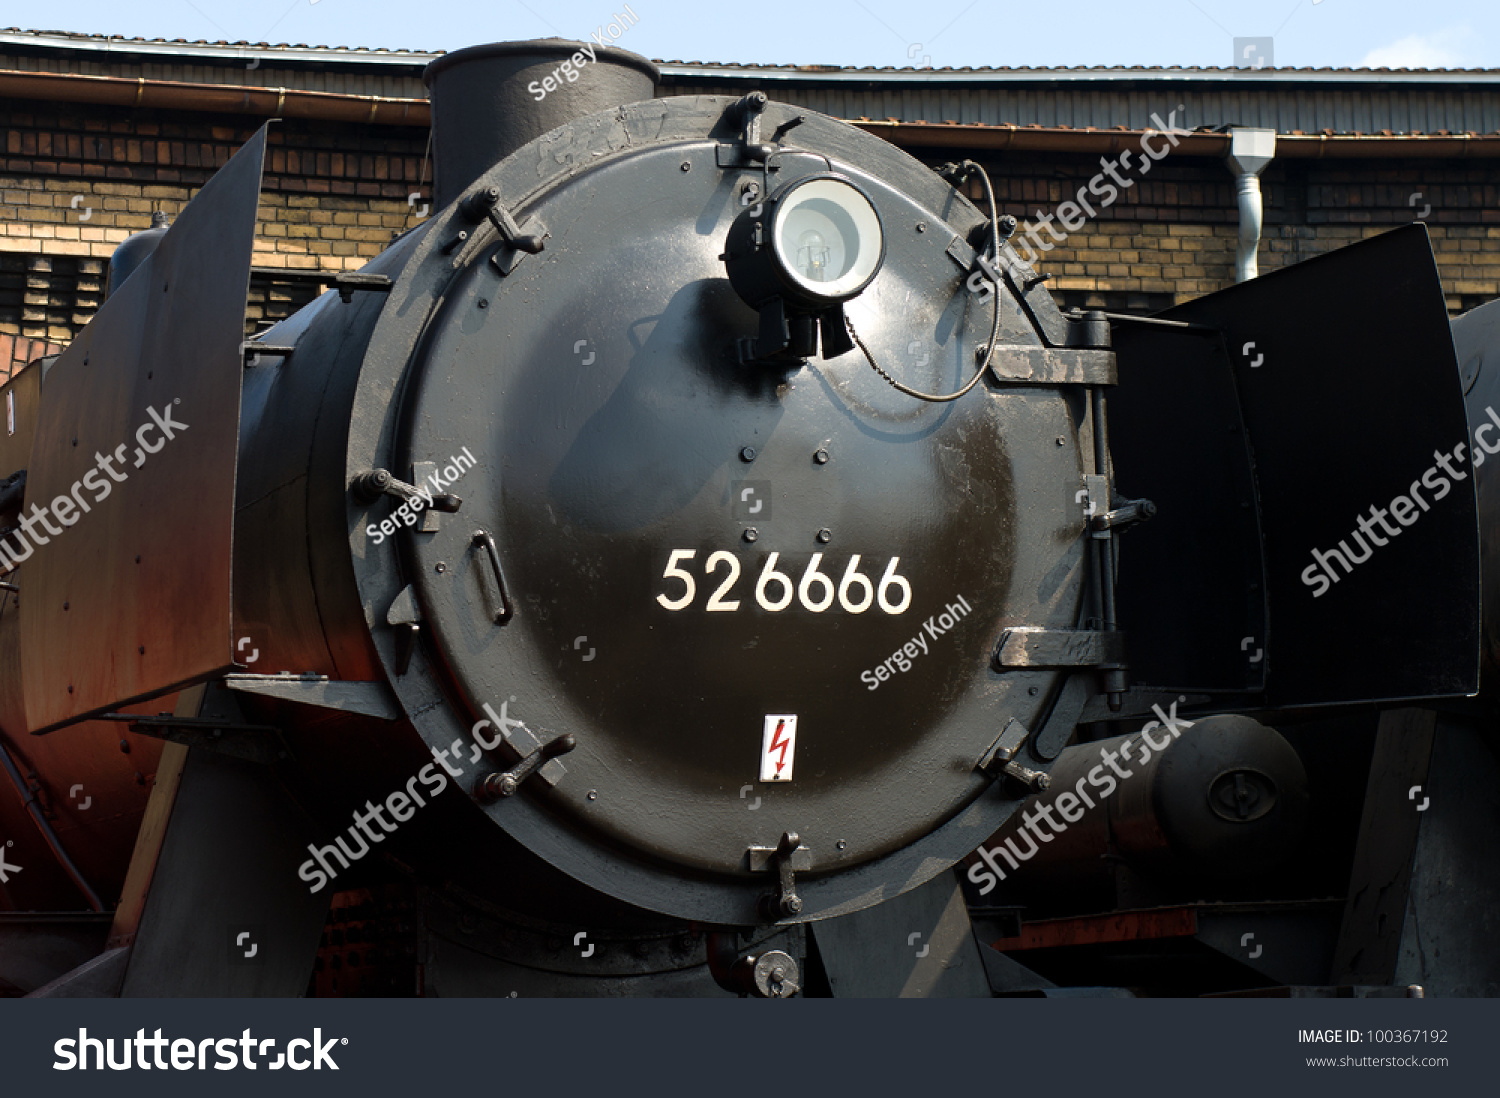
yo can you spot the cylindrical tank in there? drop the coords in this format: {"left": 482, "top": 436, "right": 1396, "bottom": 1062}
{"left": 422, "top": 39, "right": 660, "bottom": 210}
{"left": 966, "top": 714, "right": 1309, "bottom": 889}
{"left": 103, "top": 211, "right": 169, "bottom": 299}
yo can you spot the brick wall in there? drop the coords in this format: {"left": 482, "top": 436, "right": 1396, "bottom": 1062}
{"left": 0, "top": 99, "right": 429, "bottom": 342}
{"left": 0, "top": 332, "right": 63, "bottom": 384}
{"left": 2, "top": 93, "right": 1498, "bottom": 350}
{"left": 965, "top": 151, "right": 1500, "bottom": 315}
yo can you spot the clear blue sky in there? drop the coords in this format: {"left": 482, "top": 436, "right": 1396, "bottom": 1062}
{"left": 8, "top": 0, "right": 1499, "bottom": 70}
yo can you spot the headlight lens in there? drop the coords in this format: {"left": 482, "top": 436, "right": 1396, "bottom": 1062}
{"left": 772, "top": 177, "right": 884, "bottom": 301}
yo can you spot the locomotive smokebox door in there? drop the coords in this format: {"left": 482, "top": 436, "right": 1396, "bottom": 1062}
{"left": 1110, "top": 224, "right": 1479, "bottom": 706}
{"left": 349, "top": 93, "right": 1094, "bottom": 924}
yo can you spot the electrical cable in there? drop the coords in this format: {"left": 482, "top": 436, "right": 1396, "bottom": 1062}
{"left": 848, "top": 159, "right": 1003, "bottom": 403}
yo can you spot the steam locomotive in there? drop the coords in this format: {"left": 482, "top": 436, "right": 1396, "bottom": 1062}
{"left": 0, "top": 38, "right": 1495, "bottom": 999}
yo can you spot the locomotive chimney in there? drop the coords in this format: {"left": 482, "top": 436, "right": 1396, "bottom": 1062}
{"left": 423, "top": 38, "right": 661, "bottom": 211}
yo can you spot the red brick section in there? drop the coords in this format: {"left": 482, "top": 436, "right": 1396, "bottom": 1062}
{"left": 1, "top": 105, "right": 428, "bottom": 196}
{"left": 0, "top": 332, "right": 63, "bottom": 383}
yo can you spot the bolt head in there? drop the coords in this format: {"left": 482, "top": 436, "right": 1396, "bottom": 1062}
{"left": 740, "top": 446, "right": 756, "bottom": 462}
{"left": 816, "top": 528, "right": 832, "bottom": 544}
{"left": 743, "top": 528, "right": 758, "bottom": 543}
{"left": 813, "top": 448, "right": 829, "bottom": 464}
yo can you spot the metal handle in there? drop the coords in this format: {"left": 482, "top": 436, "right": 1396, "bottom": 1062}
{"left": 477, "top": 732, "right": 576, "bottom": 801}
{"left": 472, "top": 529, "right": 512, "bottom": 622}
{"left": 353, "top": 467, "right": 461, "bottom": 512}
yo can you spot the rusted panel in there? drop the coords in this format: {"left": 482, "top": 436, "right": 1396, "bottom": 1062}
{"left": 20, "top": 127, "right": 267, "bottom": 733}
{"left": 990, "top": 907, "right": 1199, "bottom": 952}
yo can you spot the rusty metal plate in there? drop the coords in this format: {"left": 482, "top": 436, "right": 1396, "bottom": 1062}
{"left": 21, "top": 126, "right": 268, "bottom": 733}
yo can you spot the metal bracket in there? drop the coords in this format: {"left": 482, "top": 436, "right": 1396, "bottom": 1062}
{"left": 750, "top": 831, "right": 809, "bottom": 921}
{"left": 386, "top": 584, "right": 421, "bottom": 676}
{"left": 715, "top": 91, "right": 773, "bottom": 168}
{"left": 476, "top": 731, "right": 576, "bottom": 801}
{"left": 977, "top": 717, "right": 1052, "bottom": 793}
{"left": 333, "top": 272, "right": 393, "bottom": 304}
{"left": 993, "top": 627, "right": 1126, "bottom": 669}
{"left": 1083, "top": 473, "right": 1111, "bottom": 540}
{"left": 412, "top": 462, "right": 445, "bottom": 532}
{"left": 240, "top": 341, "right": 296, "bottom": 365}
{"left": 222, "top": 674, "right": 400, "bottom": 721}
{"left": 95, "top": 713, "right": 286, "bottom": 766}
{"left": 989, "top": 347, "right": 1117, "bottom": 387}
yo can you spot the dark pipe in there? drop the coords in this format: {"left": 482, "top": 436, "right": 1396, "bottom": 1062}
{"left": 423, "top": 39, "right": 660, "bottom": 210}
{"left": 0, "top": 739, "right": 105, "bottom": 912}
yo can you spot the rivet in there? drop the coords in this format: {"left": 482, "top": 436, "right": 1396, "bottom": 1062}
{"left": 816, "top": 528, "right": 832, "bottom": 544}
{"left": 680, "top": 161, "right": 692, "bottom": 172}
{"left": 147, "top": 371, "right": 153, "bottom": 380}
{"left": 435, "top": 562, "right": 446, "bottom": 574}
{"left": 740, "top": 446, "right": 756, "bottom": 462}
{"left": 135, "top": 555, "right": 141, "bottom": 564}
{"left": 62, "top": 601, "right": 69, "bottom": 610}
{"left": 68, "top": 685, "right": 73, "bottom": 693}
{"left": 139, "top": 646, "right": 145, "bottom": 655}
{"left": 1028, "top": 686, "right": 1039, "bottom": 696}
{"left": 1055, "top": 436, "right": 1066, "bottom": 446}
{"left": 813, "top": 448, "right": 829, "bottom": 464}
{"left": 743, "top": 528, "right": 758, "bottom": 543}
{"left": 915, "top": 221, "right": 927, "bottom": 233}
{"left": 587, "top": 790, "right": 598, "bottom": 801}
{"left": 71, "top": 438, "right": 77, "bottom": 447}
{"left": 477, "top": 299, "right": 488, "bottom": 309}
{"left": 836, "top": 840, "right": 848, "bottom": 850}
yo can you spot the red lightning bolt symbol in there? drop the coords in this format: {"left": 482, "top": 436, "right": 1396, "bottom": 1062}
{"left": 769, "top": 719, "right": 791, "bottom": 775}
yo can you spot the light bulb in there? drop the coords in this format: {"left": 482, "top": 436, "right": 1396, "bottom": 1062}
{"left": 796, "top": 229, "right": 830, "bottom": 282}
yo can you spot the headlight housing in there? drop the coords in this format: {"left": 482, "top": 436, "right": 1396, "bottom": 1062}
{"left": 724, "top": 173, "right": 886, "bottom": 363}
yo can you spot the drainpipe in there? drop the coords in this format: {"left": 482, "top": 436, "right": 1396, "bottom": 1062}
{"left": 1226, "top": 128, "right": 1277, "bottom": 282}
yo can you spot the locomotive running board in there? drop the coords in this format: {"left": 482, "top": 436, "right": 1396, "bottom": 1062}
{"left": 20, "top": 125, "right": 269, "bottom": 734}
{"left": 1109, "top": 223, "right": 1479, "bottom": 708}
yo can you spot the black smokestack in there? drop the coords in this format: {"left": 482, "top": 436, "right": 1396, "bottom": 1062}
{"left": 423, "top": 38, "right": 660, "bottom": 211}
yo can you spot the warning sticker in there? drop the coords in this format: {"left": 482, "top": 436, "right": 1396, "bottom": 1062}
{"left": 760, "top": 714, "right": 797, "bottom": 782}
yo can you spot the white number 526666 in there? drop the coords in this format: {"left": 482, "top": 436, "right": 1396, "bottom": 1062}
{"left": 654, "top": 550, "right": 911, "bottom": 614}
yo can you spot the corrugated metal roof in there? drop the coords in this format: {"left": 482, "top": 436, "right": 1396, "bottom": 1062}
{"left": 7, "top": 28, "right": 1500, "bottom": 80}
{"left": 0, "top": 28, "right": 440, "bottom": 65}
{"left": 5, "top": 28, "right": 1500, "bottom": 137}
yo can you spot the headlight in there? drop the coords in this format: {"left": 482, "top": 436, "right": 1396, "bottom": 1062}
{"left": 724, "top": 173, "right": 886, "bottom": 362}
